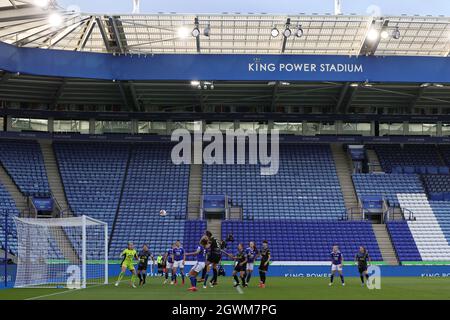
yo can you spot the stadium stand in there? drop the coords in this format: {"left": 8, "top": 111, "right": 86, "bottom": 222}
{"left": 53, "top": 142, "right": 130, "bottom": 236}
{"left": 0, "top": 184, "right": 20, "bottom": 255}
{"left": 386, "top": 221, "right": 422, "bottom": 261}
{"left": 109, "top": 144, "right": 190, "bottom": 259}
{"left": 202, "top": 144, "right": 345, "bottom": 220}
{"left": 353, "top": 171, "right": 450, "bottom": 261}
{"left": 183, "top": 220, "right": 207, "bottom": 260}
{"left": 372, "top": 144, "right": 444, "bottom": 173}
{"left": 422, "top": 174, "right": 450, "bottom": 201}
{"left": 0, "top": 140, "right": 50, "bottom": 196}
{"left": 352, "top": 173, "right": 424, "bottom": 206}
{"left": 222, "top": 220, "right": 382, "bottom": 261}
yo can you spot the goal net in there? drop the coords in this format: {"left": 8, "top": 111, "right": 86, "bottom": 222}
{"left": 14, "top": 215, "right": 108, "bottom": 288}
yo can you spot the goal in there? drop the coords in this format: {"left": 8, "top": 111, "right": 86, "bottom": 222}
{"left": 14, "top": 215, "right": 108, "bottom": 288}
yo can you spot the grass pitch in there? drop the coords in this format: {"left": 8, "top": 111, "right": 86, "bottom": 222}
{"left": 1, "top": 276, "right": 450, "bottom": 300}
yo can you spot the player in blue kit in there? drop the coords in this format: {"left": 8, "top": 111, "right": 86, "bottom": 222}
{"left": 244, "top": 241, "right": 258, "bottom": 286}
{"left": 172, "top": 240, "right": 186, "bottom": 285}
{"left": 163, "top": 243, "right": 175, "bottom": 284}
{"left": 329, "top": 245, "right": 345, "bottom": 286}
{"left": 185, "top": 236, "right": 209, "bottom": 292}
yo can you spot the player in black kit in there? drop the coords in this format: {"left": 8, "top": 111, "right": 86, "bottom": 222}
{"left": 200, "top": 230, "right": 222, "bottom": 287}
{"left": 355, "top": 246, "right": 371, "bottom": 287}
{"left": 137, "top": 244, "right": 155, "bottom": 286}
{"left": 258, "top": 240, "right": 271, "bottom": 288}
{"left": 225, "top": 243, "right": 248, "bottom": 288}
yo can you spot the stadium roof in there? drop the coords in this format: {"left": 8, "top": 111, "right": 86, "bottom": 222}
{"left": 0, "top": 1, "right": 449, "bottom": 56}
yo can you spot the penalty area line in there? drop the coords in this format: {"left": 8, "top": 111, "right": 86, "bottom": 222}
{"left": 25, "top": 281, "right": 116, "bottom": 301}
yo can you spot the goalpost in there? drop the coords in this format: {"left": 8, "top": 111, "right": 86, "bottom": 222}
{"left": 14, "top": 215, "right": 108, "bottom": 289}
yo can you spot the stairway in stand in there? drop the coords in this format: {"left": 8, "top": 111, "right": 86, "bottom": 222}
{"left": 0, "top": 163, "right": 28, "bottom": 217}
{"left": 39, "top": 140, "right": 79, "bottom": 263}
{"left": 366, "top": 149, "right": 383, "bottom": 173}
{"left": 187, "top": 164, "right": 203, "bottom": 220}
{"left": 206, "top": 219, "right": 222, "bottom": 241}
{"left": 372, "top": 224, "right": 399, "bottom": 265}
{"left": 39, "top": 140, "right": 71, "bottom": 215}
{"left": 331, "top": 144, "right": 360, "bottom": 219}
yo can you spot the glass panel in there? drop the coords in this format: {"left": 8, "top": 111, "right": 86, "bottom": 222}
{"left": 11, "top": 118, "right": 48, "bottom": 132}
{"left": 380, "top": 123, "right": 404, "bottom": 135}
{"left": 138, "top": 121, "right": 150, "bottom": 134}
{"left": 409, "top": 123, "right": 423, "bottom": 135}
{"left": 423, "top": 123, "right": 437, "bottom": 136}
{"left": 273, "top": 122, "right": 288, "bottom": 132}
{"left": 95, "top": 121, "right": 130, "bottom": 134}
{"left": 320, "top": 122, "right": 336, "bottom": 134}
{"left": 54, "top": 120, "right": 89, "bottom": 133}
{"left": 442, "top": 124, "right": 450, "bottom": 136}
{"left": 305, "top": 122, "right": 319, "bottom": 136}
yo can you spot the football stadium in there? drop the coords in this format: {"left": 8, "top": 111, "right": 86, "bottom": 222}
{"left": 0, "top": 0, "right": 450, "bottom": 304}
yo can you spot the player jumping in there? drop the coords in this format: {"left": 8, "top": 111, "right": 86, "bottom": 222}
{"left": 329, "top": 245, "right": 345, "bottom": 286}
{"left": 200, "top": 230, "right": 222, "bottom": 288}
{"left": 258, "top": 240, "right": 271, "bottom": 288}
{"left": 137, "top": 244, "right": 155, "bottom": 286}
{"left": 115, "top": 242, "right": 139, "bottom": 288}
{"left": 355, "top": 246, "right": 371, "bottom": 287}
{"left": 172, "top": 240, "right": 186, "bottom": 285}
{"left": 185, "top": 236, "right": 209, "bottom": 292}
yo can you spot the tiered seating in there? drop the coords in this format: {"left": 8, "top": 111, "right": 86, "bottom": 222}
{"left": 203, "top": 144, "right": 345, "bottom": 219}
{"left": 398, "top": 194, "right": 450, "bottom": 261}
{"left": 0, "top": 140, "right": 50, "bottom": 196}
{"left": 373, "top": 144, "right": 443, "bottom": 173}
{"left": 352, "top": 173, "right": 424, "bottom": 206}
{"left": 353, "top": 171, "right": 450, "bottom": 261}
{"left": 183, "top": 220, "right": 207, "bottom": 260}
{"left": 422, "top": 175, "right": 450, "bottom": 201}
{"left": 54, "top": 142, "right": 129, "bottom": 236}
{"left": 386, "top": 221, "right": 421, "bottom": 261}
{"left": 222, "top": 220, "right": 382, "bottom": 261}
{"left": 110, "top": 144, "right": 189, "bottom": 259}
{"left": 439, "top": 145, "right": 450, "bottom": 166}
{"left": 0, "top": 184, "right": 20, "bottom": 255}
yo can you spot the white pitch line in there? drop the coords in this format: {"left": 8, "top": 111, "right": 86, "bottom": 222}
{"left": 25, "top": 282, "right": 114, "bottom": 301}
{"left": 235, "top": 285, "right": 244, "bottom": 294}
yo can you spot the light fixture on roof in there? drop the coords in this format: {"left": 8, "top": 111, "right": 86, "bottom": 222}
{"left": 271, "top": 27, "right": 279, "bottom": 37}
{"left": 366, "top": 28, "right": 380, "bottom": 42}
{"left": 203, "top": 24, "right": 211, "bottom": 37}
{"left": 177, "top": 27, "right": 190, "bottom": 38}
{"left": 380, "top": 30, "right": 389, "bottom": 39}
{"left": 433, "top": 83, "right": 444, "bottom": 88}
{"left": 34, "top": 0, "right": 50, "bottom": 8}
{"left": 191, "top": 27, "right": 200, "bottom": 38}
{"left": 295, "top": 25, "right": 304, "bottom": 37}
{"left": 283, "top": 27, "right": 292, "bottom": 38}
{"left": 190, "top": 80, "right": 200, "bottom": 86}
{"left": 48, "top": 12, "right": 63, "bottom": 27}
{"left": 392, "top": 27, "right": 400, "bottom": 39}
{"left": 349, "top": 83, "right": 359, "bottom": 87}
{"left": 280, "top": 81, "right": 290, "bottom": 86}
{"left": 362, "top": 81, "right": 373, "bottom": 87}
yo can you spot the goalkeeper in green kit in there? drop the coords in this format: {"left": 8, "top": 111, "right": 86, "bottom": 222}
{"left": 115, "top": 242, "right": 139, "bottom": 288}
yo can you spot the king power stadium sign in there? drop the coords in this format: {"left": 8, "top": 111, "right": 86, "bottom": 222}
{"left": 248, "top": 61, "right": 363, "bottom": 73}
{"left": 0, "top": 41, "right": 449, "bottom": 82}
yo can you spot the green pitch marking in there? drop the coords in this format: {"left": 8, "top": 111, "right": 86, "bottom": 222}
{"left": 1, "top": 277, "right": 450, "bottom": 300}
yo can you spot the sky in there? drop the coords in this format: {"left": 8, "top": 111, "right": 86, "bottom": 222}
{"left": 58, "top": 0, "right": 450, "bottom": 16}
